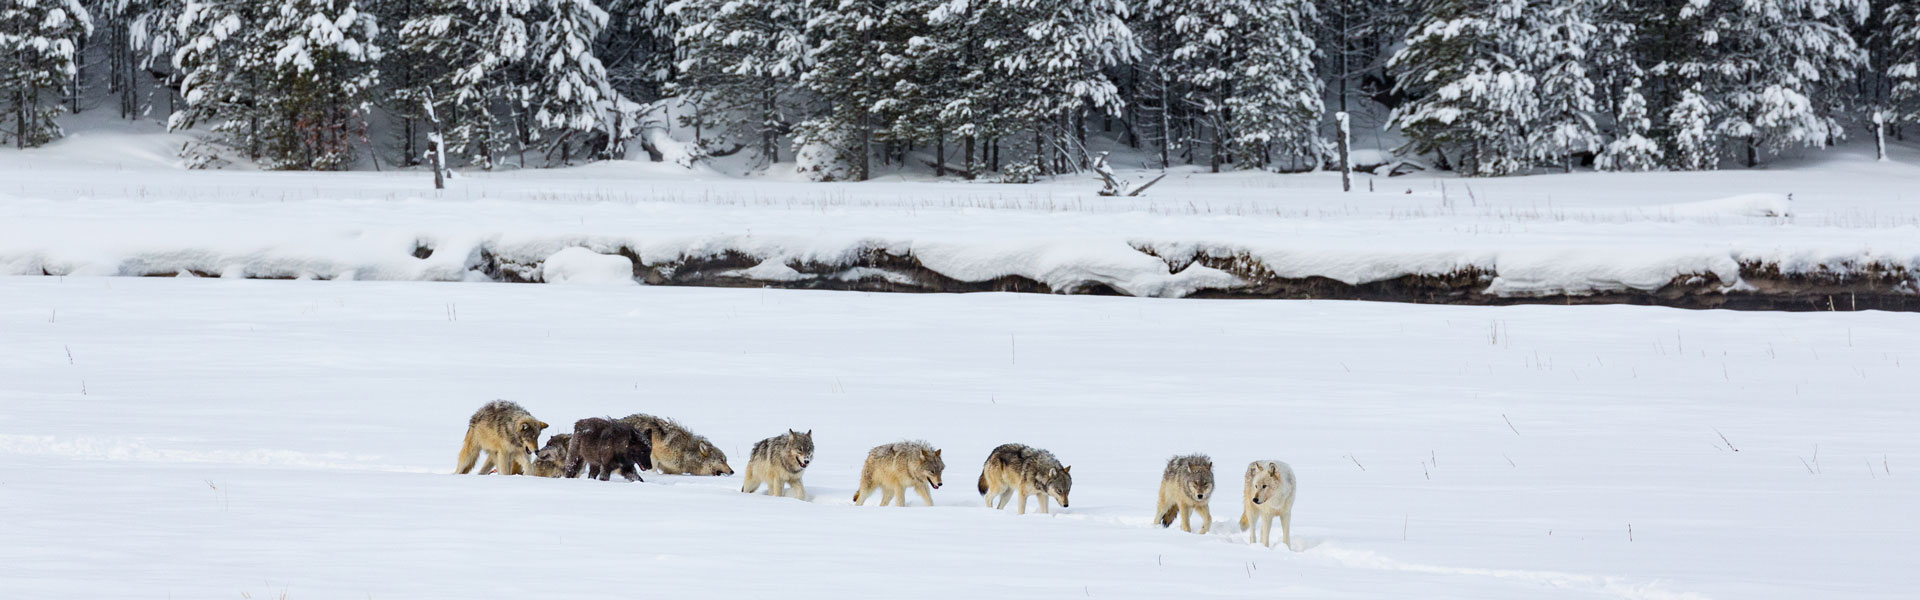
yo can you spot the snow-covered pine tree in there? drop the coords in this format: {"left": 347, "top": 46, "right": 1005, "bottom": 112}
{"left": 794, "top": 0, "right": 907, "bottom": 181}
{"left": 669, "top": 0, "right": 808, "bottom": 164}
{"left": 1666, "top": 82, "right": 1717, "bottom": 170}
{"left": 1527, "top": 0, "right": 1601, "bottom": 172}
{"left": 1223, "top": 0, "right": 1325, "bottom": 171}
{"left": 1152, "top": 0, "right": 1235, "bottom": 171}
{"left": 600, "top": 0, "right": 676, "bottom": 102}
{"left": 401, "top": 0, "right": 533, "bottom": 169}
{"left": 1595, "top": 76, "right": 1661, "bottom": 170}
{"left": 1893, "top": 0, "right": 1920, "bottom": 123}
{"left": 0, "top": 0, "right": 92, "bottom": 148}
{"left": 971, "top": 0, "right": 1135, "bottom": 174}
{"left": 93, "top": 0, "right": 176, "bottom": 118}
{"left": 1389, "top": 0, "right": 1537, "bottom": 176}
{"left": 889, "top": 0, "right": 971, "bottom": 176}
{"left": 1674, "top": 0, "right": 1867, "bottom": 167}
{"left": 171, "top": 0, "right": 382, "bottom": 169}
{"left": 528, "top": 0, "right": 636, "bottom": 163}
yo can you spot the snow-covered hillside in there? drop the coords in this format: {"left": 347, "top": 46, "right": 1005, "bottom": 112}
{"left": 2, "top": 277, "right": 1914, "bottom": 599}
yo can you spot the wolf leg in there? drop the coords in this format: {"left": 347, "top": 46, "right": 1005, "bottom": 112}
{"left": 877, "top": 483, "right": 897, "bottom": 506}
{"left": 1155, "top": 496, "right": 1173, "bottom": 528}
{"left": 1179, "top": 505, "right": 1193, "bottom": 532}
{"left": 789, "top": 479, "right": 807, "bottom": 501}
{"left": 1279, "top": 499, "right": 1294, "bottom": 549}
{"left": 913, "top": 481, "right": 935, "bottom": 507}
{"left": 1015, "top": 491, "right": 1028, "bottom": 514}
{"left": 769, "top": 478, "right": 786, "bottom": 497}
{"left": 1037, "top": 493, "right": 1049, "bottom": 514}
{"left": 1196, "top": 504, "right": 1213, "bottom": 534}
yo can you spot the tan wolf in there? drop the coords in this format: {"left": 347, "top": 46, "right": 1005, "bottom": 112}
{"left": 1154, "top": 454, "right": 1215, "bottom": 533}
{"left": 1238, "top": 460, "right": 1297, "bottom": 548}
{"left": 454, "top": 400, "right": 549, "bottom": 476}
{"left": 530, "top": 433, "right": 575, "bottom": 478}
{"left": 976, "top": 443, "right": 1072, "bottom": 514}
{"left": 618, "top": 413, "right": 734, "bottom": 476}
{"left": 852, "top": 441, "right": 945, "bottom": 507}
{"left": 740, "top": 429, "right": 814, "bottom": 499}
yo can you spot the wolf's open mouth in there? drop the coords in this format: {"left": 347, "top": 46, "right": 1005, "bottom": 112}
{"left": 929, "top": 479, "right": 942, "bottom": 489}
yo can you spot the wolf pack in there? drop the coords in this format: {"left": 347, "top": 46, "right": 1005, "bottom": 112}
{"left": 457, "top": 399, "right": 1300, "bottom": 548}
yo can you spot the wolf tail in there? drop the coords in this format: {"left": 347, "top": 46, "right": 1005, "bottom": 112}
{"left": 1158, "top": 505, "right": 1179, "bottom": 528}
{"left": 977, "top": 471, "right": 988, "bottom": 495}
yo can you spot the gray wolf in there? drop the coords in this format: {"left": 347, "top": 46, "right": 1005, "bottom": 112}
{"left": 454, "top": 400, "right": 549, "bottom": 476}
{"left": 1155, "top": 454, "right": 1214, "bottom": 533}
{"left": 976, "top": 443, "right": 1071, "bottom": 514}
{"left": 530, "top": 433, "right": 575, "bottom": 478}
{"left": 619, "top": 413, "right": 734, "bottom": 475}
{"left": 1238, "top": 460, "right": 1297, "bottom": 548}
{"left": 853, "top": 441, "right": 945, "bottom": 507}
{"left": 740, "top": 429, "right": 814, "bottom": 499}
{"left": 561, "top": 418, "right": 652, "bottom": 482}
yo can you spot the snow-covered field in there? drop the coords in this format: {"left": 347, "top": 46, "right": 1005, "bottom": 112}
{"left": 2, "top": 276, "right": 1914, "bottom": 598}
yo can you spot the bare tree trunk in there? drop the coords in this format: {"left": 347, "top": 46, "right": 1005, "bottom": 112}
{"left": 1336, "top": 112, "right": 1352, "bottom": 192}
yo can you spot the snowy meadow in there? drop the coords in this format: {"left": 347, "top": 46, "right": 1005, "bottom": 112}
{"left": 3, "top": 277, "right": 1916, "bottom": 599}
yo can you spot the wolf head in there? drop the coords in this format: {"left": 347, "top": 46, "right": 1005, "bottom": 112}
{"left": 918, "top": 448, "right": 945, "bottom": 489}
{"left": 687, "top": 438, "right": 733, "bottom": 476}
{"left": 1249, "top": 463, "right": 1288, "bottom": 506}
{"left": 1045, "top": 465, "right": 1072, "bottom": 508}
{"left": 514, "top": 417, "right": 550, "bottom": 454}
{"left": 784, "top": 429, "right": 814, "bottom": 471}
{"left": 1183, "top": 462, "right": 1214, "bottom": 502}
{"left": 535, "top": 434, "right": 572, "bottom": 466}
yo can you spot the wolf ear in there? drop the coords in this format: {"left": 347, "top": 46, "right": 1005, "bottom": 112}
{"left": 536, "top": 420, "right": 549, "bottom": 430}
{"left": 805, "top": 429, "right": 811, "bottom": 436}
{"left": 1063, "top": 465, "right": 1071, "bottom": 474}
{"left": 934, "top": 449, "right": 942, "bottom": 457}
{"left": 789, "top": 428, "right": 798, "bottom": 435}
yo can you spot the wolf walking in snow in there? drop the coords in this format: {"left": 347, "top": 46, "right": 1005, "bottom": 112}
{"left": 530, "top": 433, "right": 575, "bottom": 478}
{"left": 853, "top": 441, "right": 945, "bottom": 507}
{"left": 977, "top": 443, "right": 1072, "bottom": 514}
{"left": 454, "top": 400, "right": 549, "bottom": 476}
{"left": 1238, "top": 460, "right": 1297, "bottom": 548}
{"left": 562, "top": 417, "right": 652, "bottom": 482}
{"left": 740, "top": 429, "right": 814, "bottom": 499}
{"left": 619, "top": 413, "right": 734, "bottom": 476}
{"left": 1155, "top": 454, "right": 1215, "bottom": 533}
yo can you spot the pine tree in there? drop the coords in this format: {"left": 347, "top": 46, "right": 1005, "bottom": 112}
{"left": 1, "top": 0, "right": 92, "bottom": 148}
{"left": 1666, "top": 83, "right": 1717, "bottom": 170}
{"left": 1596, "top": 76, "right": 1661, "bottom": 170}
{"left": 972, "top": 0, "right": 1135, "bottom": 173}
{"left": 1893, "top": 0, "right": 1920, "bottom": 123}
{"left": 1223, "top": 0, "right": 1325, "bottom": 170}
{"left": 1389, "top": 0, "right": 1536, "bottom": 176}
{"left": 1673, "top": 0, "right": 1867, "bottom": 167}
{"left": 1528, "top": 0, "right": 1601, "bottom": 172}
{"left": 171, "top": 0, "right": 382, "bottom": 169}
{"left": 794, "top": 0, "right": 907, "bottom": 180}
{"left": 528, "top": 0, "right": 636, "bottom": 163}
{"left": 401, "top": 0, "right": 533, "bottom": 169}
{"left": 669, "top": 0, "right": 808, "bottom": 164}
